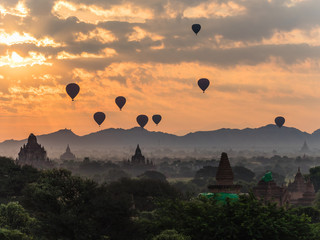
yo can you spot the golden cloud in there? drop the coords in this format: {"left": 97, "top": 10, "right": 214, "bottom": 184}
{"left": 183, "top": 1, "right": 246, "bottom": 18}
{"left": 53, "top": 1, "right": 154, "bottom": 23}
{"left": 0, "top": 29, "right": 63, "bottom": 47}
{"left": 0, "top": 1, "right": 28, "bottom": 17}
{"left": 0, "top": 51, "right": 51, "bottom": 68}
{"left": 56, "top": 48, "right": 117, "bottom": 59}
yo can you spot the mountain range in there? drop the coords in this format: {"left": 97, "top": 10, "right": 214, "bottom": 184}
{"left": 1, "top": 124, "right": 319, "bottom": 158}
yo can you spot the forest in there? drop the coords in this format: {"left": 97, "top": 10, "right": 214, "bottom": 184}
{"left": 0, "top": 156, "right": 320, "bottom": 239}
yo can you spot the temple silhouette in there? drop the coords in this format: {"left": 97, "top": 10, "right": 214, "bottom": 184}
{"left": 253, "top": 173, "right": 290, "bottom": 207}
{"left": 287, "top": 168, "right": 315, "bottom": 206}
{"left": 126, "top": 145, "right": 153, "bottom": 166}
{"left": 208, "top": 152, "right": 241, "bottom": 194}
{"left": 60, "top": 144, "right": 76, "bottom": 161}
{"left": 253, "top": 168, "right": 315, "bottom": 206}
{"left": 300, "top": 140, "right": 310, "bottom": 153}
{"left": 17, "top": 133, "right": 52, "bottom": 168}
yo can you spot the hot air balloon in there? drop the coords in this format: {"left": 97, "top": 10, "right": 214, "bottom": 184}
{"left": 115, "top": 96, "right": 126, "bottom": 111}
{"left": 94, "top": 112, "right": 106, "bottom": 126}
{"left": 66, "top": 83, "right": 80, "bottom": 101}
{"left": 275, "top": 116, "right": 285, "bottom": 128}
{"left": 152, "top": 115, "right": 162, "bottom": 126}
{"left": 137, "top": 115, "right": 148, "bottom": 128}
{"left": 192, "top": 24, "right": 201, "bottom": 35}
{"left": 198, "top": 78, "right": 210, "bottom": 93}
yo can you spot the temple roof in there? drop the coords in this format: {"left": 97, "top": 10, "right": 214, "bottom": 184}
{"left": 60, "top": 144, "right": 76, "bottom": 160}
{"left": 27, "top": 133, "right": 37, "bottom": 145}
{"left": 294, "top": 167, "right": 304, "bottom": 182}
{"left": 135, "top": 144, "right": 142, "bottom": 156}
{"left": 216, "top": 152, "right": 234, "bottom": 185}
{"left": 300, "top": 140, "right": 310, "bottom": 152}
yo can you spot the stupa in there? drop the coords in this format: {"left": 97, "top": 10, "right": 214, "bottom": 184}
{"left": 208, "top": 152, "right": 241, "bottom": 194}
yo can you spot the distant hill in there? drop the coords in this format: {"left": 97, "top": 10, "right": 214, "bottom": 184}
{"left": 0, "top": 125, "right": 318, "bottom": 158}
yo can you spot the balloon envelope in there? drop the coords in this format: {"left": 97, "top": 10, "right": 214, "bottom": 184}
{"left": 94, "top": 112, "right": 106, "bottom": 126}
{"left": 137, "top": 115, "right": 148, "bottom": 128}
{"left": 275, "top": 116, "right": 285, "bottom": 128}
{"left": 66, "top": 83, "right": 80, "bottom": 101}
{"left": 115, "top": 96, "right": 126, "bottom": 110}
{"left": 198, "top": 78, "right": 210, "bottom": 93}
{"left": 192, "top": 24, "right": 201, "bottom": 35}
{"left": 152, "top": 115, "right": 162, "bottom": 125}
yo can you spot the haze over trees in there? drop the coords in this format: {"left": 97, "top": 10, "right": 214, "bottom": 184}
{"left": 0, "top": 156, "right": 318, "bottom": 239}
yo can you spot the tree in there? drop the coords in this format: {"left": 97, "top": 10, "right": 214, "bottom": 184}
{"left": 138, "top": 196, "right": 317, "bottom": 240}
{"left": 309, "top": 166, "right": 320, "bottom": 192}
{"left": 152, "top": 230, "right": 191, "bottom": 240}
{"left": 22, "top": 169, "right": 134, "bottom": 240}
{"left": 106, "top": 178, "right": 181, "bottom": 211}
{"left": 233, "top": 166, "right": 255, "bottom": 182}
{"left": 0, "top": 202, "right": 37, "bottom": 240}
{"left": 105, "top": 168, "right": 130, "bottom": 183}
{"left": 0, "top": 157, "right": 40, "bottom": 202}
{"left": 194, "top": 166, "right": 217, "bottom": 180}
{"left": 138, "top": 171, "right": 167, "bottom": 182}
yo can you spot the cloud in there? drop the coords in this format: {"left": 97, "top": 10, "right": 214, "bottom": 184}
{"left": 1, "top": 0, "right": 320, "bottom": 140}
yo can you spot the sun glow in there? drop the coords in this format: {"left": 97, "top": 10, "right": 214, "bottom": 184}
{"left": 0, "top": 30, "right": 63, "bottom": 47}
{"left": 0, "top": 51, "right": 51, "bottom": 68}
{"left": 0, "top": 1, "right": 29, "bottom": 17}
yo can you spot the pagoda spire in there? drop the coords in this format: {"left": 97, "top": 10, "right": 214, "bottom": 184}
{"left": 216, "top": 152, "right": 234, "bottom": 185}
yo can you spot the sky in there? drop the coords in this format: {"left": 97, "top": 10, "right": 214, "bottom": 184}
{"left": 0, "top": 0, "right": 319, "bottom": 141}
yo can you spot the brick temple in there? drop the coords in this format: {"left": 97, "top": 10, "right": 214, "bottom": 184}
{"left": 208, "top": 152, "right": 241, "bottom": 194}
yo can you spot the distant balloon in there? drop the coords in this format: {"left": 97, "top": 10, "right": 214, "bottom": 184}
{"left": 198, "top": 78, "right": 210, "bottom": 93}
{"left": 94, "top": 112, "right": 106, "bottom": 126}
{"left": 115, "top": 96, "right": 126, "bottom": 111}
{"left": 137, "top": 115, "right": 148, "bottom": 128}
{"left": 66, "top": 83, "right": 80, "bottom": 101}
{"left": 192, "top": 24, "right": 201, "bottom": 35}
{"left": 152, "top": 115, "right": 162, "bottom": 125}
{"left": 275, "top": 116, "right": 285, "bottom": 128}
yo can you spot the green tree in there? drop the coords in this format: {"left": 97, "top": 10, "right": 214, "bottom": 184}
{"left": 152, "top": 230, "right": 191, "bottom": 240}
{"left": 22, "top": 169, "right": 134, "bottom": 240}
{"left": 138, "top": 171, "right": 167, "bottom": 182}
{"left": 309, "top": 166, "right": 320, "bottom": 192}
{"left": 106, "top": 178, "right": 181, "bottom": 211}
{"left": 139, "top": 196, "right": 317, "bottom": 240}
{"left": 233, "top": 166, "right": 255, "bottom": 182}
{"left": 0, "top": 157, "right": 40, "bottom": 202}
{"left": 0, "top": 202, "right": 37, "bottom": 240}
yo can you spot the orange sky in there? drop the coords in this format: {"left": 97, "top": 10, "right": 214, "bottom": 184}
{"left": 0, "top": 0, "right": 320, "bottom": 141}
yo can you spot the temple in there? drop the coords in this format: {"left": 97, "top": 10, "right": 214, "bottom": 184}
{"left": 253, "top": 168, "right": 316, "bottom": 206}
{"left": 60, "top": 144, "right": 76, "bottom": 161}
{"left": 17, "top": 134, "right": 50, "bottom": 167}
{"left": 287, "top": 168, "right": 315, "bottom": 206}
{"left": 300, "top": 140, "right": 310, "bottom": 153}
{"left": 252, "top": 172, "right": 290, "bottom": 207}
{"left": 127, "top": 145, "right": 153, "bottom": 166}
{"left": 208, "top": 152, "right": 241, "bottom": 194}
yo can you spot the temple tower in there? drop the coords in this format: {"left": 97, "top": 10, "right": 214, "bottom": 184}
{"left": 208, "top": 152, "right": 241, "bottom": 194}
{"left": 17, "top": 134, "right": 48, "bottom": 166}
{"left": 60, "top": 144, "right": 76, "bottom": 161}
{"left": 131, "top": 145, "right": 146, "bottom": 164}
